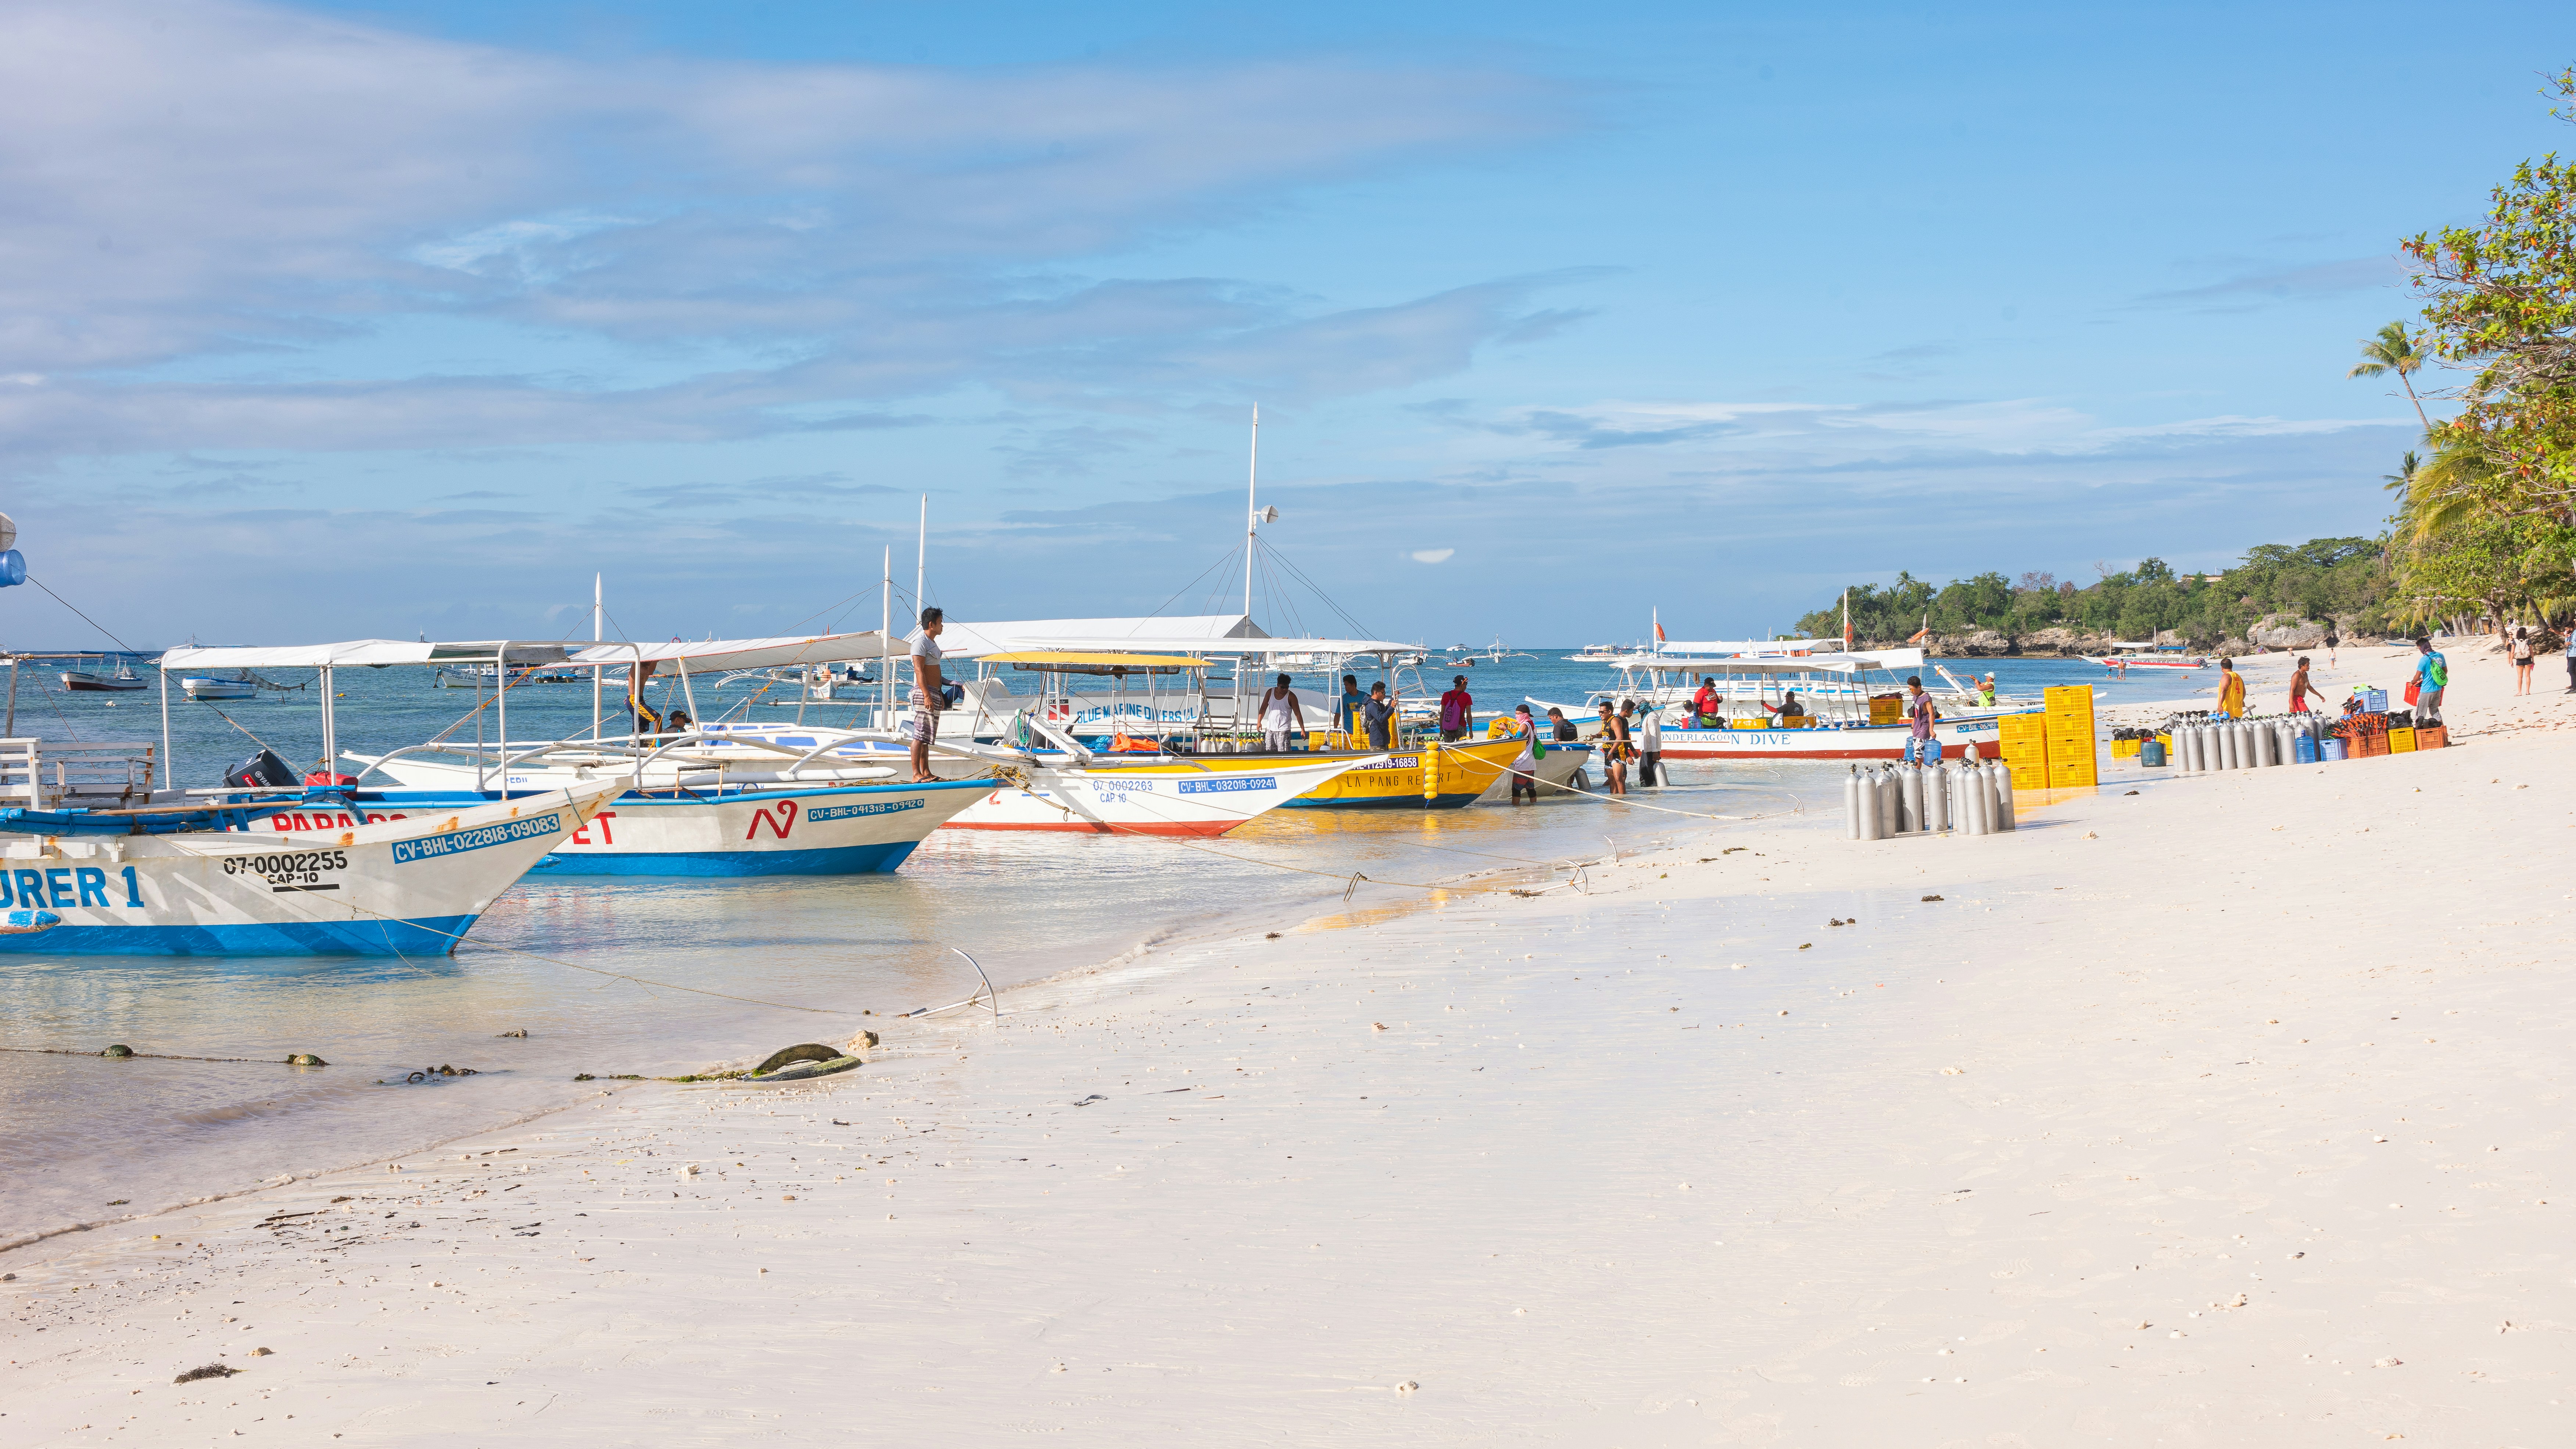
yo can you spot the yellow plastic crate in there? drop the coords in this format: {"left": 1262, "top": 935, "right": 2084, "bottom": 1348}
{"left": 2389, "top": 728, "right": 2416, "bottom": 753}
{"left": 2044, "top": 684, "right": 2096, "bottom": 711}
{"left": 2008, "top": 764, "right": 2046, "bottom": 790}
{"left": 1731, "top": 718, "right": 1767, "bottom": 730}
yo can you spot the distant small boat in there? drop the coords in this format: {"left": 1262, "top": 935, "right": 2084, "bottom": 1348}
{"left": 2081, "top": 643, "right": 2207, "bottom": 671}
{"left": 181, "top": 671, "right": 258, "bottom": 700}
{"left": 61, "top": 665, "right": 147, "bottom": 692}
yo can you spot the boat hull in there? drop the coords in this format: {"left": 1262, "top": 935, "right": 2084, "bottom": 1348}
{"left": 2079, "top": 656, "right": 2205, "bottom": 669}
{"left": 286, "top": 779, "right": 992, "bottom": 877}
{"left": 1280, "top": 738, "right": 1527, "bottom": 809}
{"left": 0, "top": 784, "right": 613, "bottom": 956}
{"left": 1653, "top": 715, "right": 2018, "bottom": 761}
{"left": 943, "top": 756, "right": 1370, "bottom": 835}
{"left": 60, "top": 673, "right": 148, "bottom": 693}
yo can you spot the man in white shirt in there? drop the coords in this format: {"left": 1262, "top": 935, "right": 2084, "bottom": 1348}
{"left": 1258, "top": 672, "right": 1304, "bottom": 753}
{"left": 905, "top": 606, "right": 946, "bottom": 782}
{"left": 1636, "top": 701, "right": 1663, "bottom": 786}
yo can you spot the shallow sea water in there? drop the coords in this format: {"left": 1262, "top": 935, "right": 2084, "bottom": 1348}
{"left": 0, "top": 649, "right": 2194, "bottom": 1245}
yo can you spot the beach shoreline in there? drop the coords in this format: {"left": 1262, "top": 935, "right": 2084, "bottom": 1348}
{"left": 6, "top": 642, "right": 2569, "bottom": 1443}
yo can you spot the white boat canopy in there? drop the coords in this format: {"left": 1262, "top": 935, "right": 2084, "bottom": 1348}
{"left": 159, "top": 639, "right": 575, "bottom": 670}
{"left": 1010, "top": 635, "right": 1420, "bottom": 661}
{"left": 934, "top": 614, "right": 1268, "bottom": 659}
{"left": 1609, "top": 647, "right": 1928, "bottom": 675}
{"left": 567, "top": 632, "right": 900, "bottom": 671}
{"left": 1652, "top": 638, "right": 1842, "bottom": 656}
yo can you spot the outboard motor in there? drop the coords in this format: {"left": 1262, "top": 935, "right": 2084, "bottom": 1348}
{"left": 223, "top": 749, "right": 298, "bottom": 789}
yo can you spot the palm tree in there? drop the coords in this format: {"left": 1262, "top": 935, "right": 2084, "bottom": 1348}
{"left": 2381, "top": 449, "right": 2421, "bottom": 505}
{"left": 2347, "top": 322, "right": 2431, "bottom": 432}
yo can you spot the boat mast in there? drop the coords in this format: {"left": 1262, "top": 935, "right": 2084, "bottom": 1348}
{"left": 881, "top": 545, "right": 892, "bottom": 731}
{"left": 591, "top": 572, "right": 603, "bottom": 741}
{"left": 1243, "top": 404, "right": 1259, "bottom": 619}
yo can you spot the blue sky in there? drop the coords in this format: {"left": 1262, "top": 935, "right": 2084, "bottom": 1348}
{"left": 4, "top": 1, "right": 2566, "bottom": 648}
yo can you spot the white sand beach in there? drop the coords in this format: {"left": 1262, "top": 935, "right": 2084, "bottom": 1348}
{"left": 8, "top": 641, "right": 2569, "bottom": 1444}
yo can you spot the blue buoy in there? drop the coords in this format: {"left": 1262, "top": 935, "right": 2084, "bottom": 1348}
{"left": 0, "top": 550, "right": 22, "bottom": 587}
{"left": 2139, "top": 738, "right": 2165, "bottom": 767}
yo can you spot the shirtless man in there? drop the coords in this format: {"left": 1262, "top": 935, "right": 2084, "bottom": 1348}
{"left": 2287, "top": 655, "right": 2320, "bottom": 714}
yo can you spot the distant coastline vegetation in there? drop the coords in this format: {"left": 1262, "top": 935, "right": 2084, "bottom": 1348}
{"left": 1796, "top": 539, "right": 2389, "bottom": 649}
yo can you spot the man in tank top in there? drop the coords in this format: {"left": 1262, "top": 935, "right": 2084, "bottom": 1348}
{"left": 1258, "top": 673, "right": 1304, "bottom": 753}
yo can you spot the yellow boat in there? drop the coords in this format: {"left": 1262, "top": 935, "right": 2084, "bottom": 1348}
{"left": 1278, "top": 735, "right": 1525, "bottom": 810}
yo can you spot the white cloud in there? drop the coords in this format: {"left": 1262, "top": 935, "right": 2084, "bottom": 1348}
{"left": 1409, "top": 548, "right": 1455, "bottom": 563}
{"left": 0, "top": 0, "right": 1574, "bottom": 463}
{"left": 1489, "top": 397, "right": 2407, "bottom": 459}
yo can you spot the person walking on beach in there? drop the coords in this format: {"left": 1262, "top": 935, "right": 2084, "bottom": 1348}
{"left": 1904, "top": 675, "right": 1938, "bottom": 765}
{"left": 1592, "top": 700, "right": 1633, "bottom": 795}
{"left": 2325, "top": 627, "right": 2340, "bottom": 669}
{"left": 2511, "top": 626, "right": 2534, "bottom": 696}
{"left": 2215, "top": 658, "right": 2246, "bottom": 719}
{"left": 1635, "top": 699, "right": 1663, "bottom": 786}
{"left": 1258, "top": 673, "right": 1304, "bottom": 753}
{"left": 2412, "top": 636, "right": 2448, "bottom": 725}
{"left": 1361, "top": 680, "right": 1397, "bottom": 751}
{"left": 905, "top": 606, "right": 947, "bottom": 783}
{"left": 2287, "top": 656, "right": 2320, "bottom": 714}
{"left": 1494, "top": 703, "right": 1539, "bottom": 803}
{"left": 1438, "top": 675, "right": 1474, "bottom": 741}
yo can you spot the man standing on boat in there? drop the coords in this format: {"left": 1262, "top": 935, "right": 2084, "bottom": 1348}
{"left": 1362, "top": 680, "right": 1397, "bottom": 751}
{"left": 1438, "top": 675, "right": 1474, "bottom": 742}
{"left": 1258, "top": 673, "right": 1305, "bottom": 753}
{"left": 906, "top": 606, "right": 947, "bottom": 783}
{"left": 1340, "top": 674, "right": 1366, "bottom": 738}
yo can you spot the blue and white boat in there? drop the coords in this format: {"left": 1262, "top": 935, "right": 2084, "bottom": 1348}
{"left": 0, "top": 778, "right": 619, "bottom": 955}
{"left": 316, "top": 632, "right": 994, "bottom": 875}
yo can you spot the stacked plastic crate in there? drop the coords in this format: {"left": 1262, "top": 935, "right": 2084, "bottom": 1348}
{"left": 1998, "top": 711, "right": 2048, "bottom": 790}
{"left": 2042, "top": 684, "right": 2099, "bottom": 788}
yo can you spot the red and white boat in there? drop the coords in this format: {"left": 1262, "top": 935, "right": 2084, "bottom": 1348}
{"left": 1531, "top": 644, "right": 2043, "bottom": 763}
{"left": 2079, "top": 642, "right": 2207, "bottom": 671}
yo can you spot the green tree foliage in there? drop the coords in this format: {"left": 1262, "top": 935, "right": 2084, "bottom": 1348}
{"left": 1794, "top": 538, "right": 2390, "bottom": 646}
{"left": 2400, "top": 67, "right": 2576, "bottom": 531}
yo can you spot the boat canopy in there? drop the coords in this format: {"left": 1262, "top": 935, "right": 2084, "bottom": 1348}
{"left": 1652, "top": 638, "right": 1840, "bottom": 657}
{"left": 567, "top": 632, "right": 899, "bottom": 671}
{"left": 934, "top": 614, "right": 1268, "bottom": 659}
{"left": 160, "top": 639, "right": 575, "bottom": 670}
{"left": 1013, "top": 634, "right": 1418, "bottom": 660}
{"left": 1613, "top": 647, "right": 1927, "bottom": 675}
{"left": 985, "top": 651, "right": 1205, "bottom": 672}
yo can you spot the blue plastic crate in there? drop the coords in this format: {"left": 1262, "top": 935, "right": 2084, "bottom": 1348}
{"left": 2361, "top": 688, "right": 2388, "bottom": 712}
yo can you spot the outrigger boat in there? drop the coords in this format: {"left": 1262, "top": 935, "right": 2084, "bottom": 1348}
{"left": 897, "top": 634, "right": 1584, "bottom": 809}
{"left": 0, "top": 732, "right": 616, "bottom": 955}
{"left": 219, "top": 632, "right": 1002, "bottom": 876}
{"left": 2080, "top": 641, "right": 2208, "bottom": 670}
{"left": 1532, "top": 644, "right": 2034, "bottom": 762}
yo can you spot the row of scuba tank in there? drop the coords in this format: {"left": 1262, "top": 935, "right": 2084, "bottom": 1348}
{"left": 1844, "top": 758, "right": 2016, "bottom": 840}
{"left": 2165, "top": 715, "right": 2326, "bottom": 773}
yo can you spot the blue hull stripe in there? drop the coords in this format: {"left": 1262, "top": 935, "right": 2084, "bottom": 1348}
{"left": 527, "top": 842, "right": 919, "bottom": 878}
{"left": 0, "top": 915, "right": 477, "bottom": 958}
